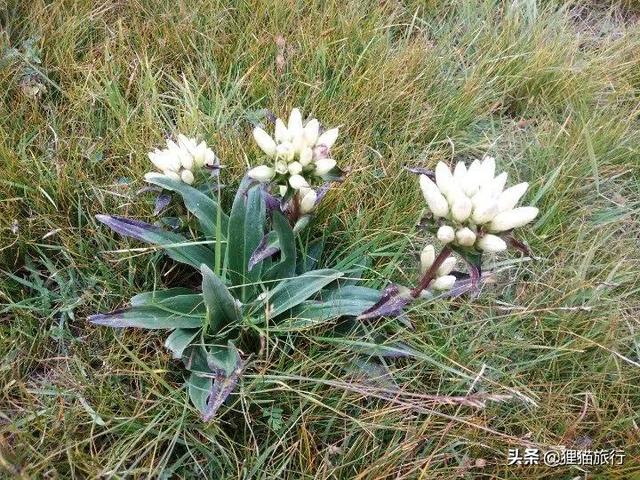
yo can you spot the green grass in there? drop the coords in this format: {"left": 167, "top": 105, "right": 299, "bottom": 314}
{"left": 2, "top": 0, "right": 640, "bottom": 477}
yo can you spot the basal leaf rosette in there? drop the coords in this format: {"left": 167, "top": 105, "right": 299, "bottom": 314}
{"left": 247, "top": 108, "right": 345, "bottom": 219}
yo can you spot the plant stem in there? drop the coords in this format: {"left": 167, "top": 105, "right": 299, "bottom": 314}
{"left": 410, "top": 245, "right": 451, "bottom": 298}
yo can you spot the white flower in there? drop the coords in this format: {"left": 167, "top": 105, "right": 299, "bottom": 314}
{"left": 279, "top": 185, "right": 288, "bottom": 196}
{"left": 451, "top": 194, "right": 472, "bottom": 222}
{"left": 471, "top": 196, "right": 498, "bottom": 224}
{"left": 316, "top": 127, "right": 339, "bottom": 149}
{"left": 275, "top": 142, "right": 294, "bottom": 162}
{"left": 437, "top": 256, "right": 456, "bottom": 276}
{"left": 247, "top": 165, "right": 276, "bottom": 182}
{"left": 420, "top": 244, "right": 435, "bottom": 274}
{"left": 455, "top": 227, "right": 476, "bottom": 246}
{"left": 416, "top": 155, "right": 537, "bottom": 253}
{"left": 248, "top": 109, "right": 342, "bottom": 195}
{"left": 299, "top": 147, "right": 313, "bottom": 166}
{"left": 288, "top": 161, "right": 303, "bottom": 175}
{"left": 274, "top": 119, "right": 289, "bottom": 143}
{"left": 289, "top": 174, "right": 309, "bottom": 190}
{"left": 488, "top": 206, "right": 538, "bottom": 232}
{"left": 479, "top": 156, "right": 495, "bottom": 184}
{"left": 435, "top": 161, "right": 458, "bottom": 200}
{"left": 420, "top": 175, "right": 449, "bottom": 218}
{"left": 437, "top": 225, "right": 455, "bottom": 243}
{"left": 315, "top": 158, "right": 336, "bottom": 176}
{"left": 148, "top": 149, "right": 179, "bottom": 173}
{"left": 253, "top": 127, "right": 277, "bottom": 157}
{"left": 148, "top": 135, "right": 217, "bottom": 184}
{"left": 453, "top": 161, "right": 467, "bottom": 183}
{"left": 303, "top": 119, "right": 320, "bottom": 145}
{"left": 497, "top": 182, "right": 528, "bottom": 212}
{"left": 477, "top": 234, "right": 507, "bottom": 252}
{"left": 288, "top": 108, "right": 303, "bottom": 139}
{"left": 299, "top": 188, "right": 318, "bottom": 214}
{"left": 432, "top": 275, "right": 456, "bottom": 291}
{"left": 180, "top": 169, "right": 195, "bottom": 184}
{"left": 163, "top": 170, "right": 181, "bottom": 182}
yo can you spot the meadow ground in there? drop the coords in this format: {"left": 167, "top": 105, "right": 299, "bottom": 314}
{"left": 1, "top": 0, "right": 640, "bottom": 478}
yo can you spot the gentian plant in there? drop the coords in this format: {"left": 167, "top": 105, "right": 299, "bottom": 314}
{"left": 90, "top": 130, "right": 379, "bottom": 421}
{"left": 359, "top": 157, "right": 538, "bottom": 319}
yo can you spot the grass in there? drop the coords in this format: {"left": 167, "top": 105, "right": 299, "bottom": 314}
{"left": 1, "top": 0, "right": 640, "bottom": 477}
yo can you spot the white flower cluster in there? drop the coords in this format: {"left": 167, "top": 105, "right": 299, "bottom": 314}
{"left": 419, "top": 157, "right": 538, "bottom": 252}
{"left": 420, "top": 245, "right": 457, "bottom": 291}
{"left": 147, "top": 135, "right": 217, "bottom": 184}
{"left": 247, "top": 108, "right": 340, "bottom": 196}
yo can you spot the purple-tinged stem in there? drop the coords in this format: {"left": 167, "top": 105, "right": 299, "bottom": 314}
{"left": 410, "top": 245, "right": 452, "bottom": 298}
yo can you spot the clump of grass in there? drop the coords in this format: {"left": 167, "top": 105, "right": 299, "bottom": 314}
{"left": 1, "top": 0, "right": 639, "bottom": 477}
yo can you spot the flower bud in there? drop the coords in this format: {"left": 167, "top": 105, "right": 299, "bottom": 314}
{"left": 299, "top": 188, "right": 318, "bottom": 214}
{"left": 497, "top": 182, "right": 528, "bottom": 212}
{"left": 453, "top": 161, "right": 467, "bottom": 184}
{"left": 420, "top": 244, "right": 435, "bottom": 274}
{"left": 480, "top": 156, "right": 495, "bottom": 183}
{"left": 203, "top": 148, "right": 217, "bottom": 167}
{"left": 435, "top": 161, "right": 456, "bottom": 198}
{"left": 191, "top": 141, "right": 206, "bottom": 167}
{"left": 317, "top": 127, "right": 339, "bottom": 149}
{"left": 291, "top": 133, "right": 306, "bottom": 154}
{"left": 299, "top": 147, "right": 313, "bottom": 166}
{"left": 451, "top": 194, "right": 472, "bottom": 222}
{"left": 288, "top": 174, "right": 309, "bottom": 190}
{"left": 487, "top": 171, "right": 508, "bottom": 196}
{"left": 303, "top": 119, "right": 320, "bottom": 145}
{"left": 148, "top": 150, "right": 172, "bottom": 172}
{"left": 471, "top": 197, "right": 498, "bottom": 224}
{"left": 488, "top": 206, "right": 538, "bottom": 232}
{"left": 247, "top": 165, "right": 276, "bottom": 182}
{"left": 436, "top": 225, "right": 455, "bottom": 243}
{"left": 275, "top": 118, "right": 289, "bottom": 143}
{"left": 253, "top": 127, "right": 277, "bottom": 157}
{"left": 432, "top": 275, "right": 456, "bottom": 291}
{"left": 279, "top": 184, "right": 288, "bottom": 196}
{"left": 462, "top": 160, "right": 481, "bottom": 196}
{"left": 288, "top": 161, "right": 303, "bottom": 175}
{"left": 437, "top": 256, "right": 456, "bottom": 276}
{"left": 315, "top": 158, "right": 336, "bottom": 176}
{"left": 477, "top": 234, "right": 507, "bottom": 252}
{"left": 180, "top": 169, "right": 195, "bottom": 184}
{"left": 455, "top": 227, "right": 476, "bottom": 246}
{"left": 288, "top": 108, "right": 303, "bottom": 138}
{"left": 420, "top": 175, "right": 449, "bottom": 218}
{"left": 163, "top": 170, "right": 181, "bottom": 181}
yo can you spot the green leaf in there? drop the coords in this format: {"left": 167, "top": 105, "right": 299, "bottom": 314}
{"left": 131, "top": 287, "right": 194, "bottom": 307}
{"left": 96, "top": 214, "right": 214, "bottom": 270}
{"left": 266, "top": 269, "right": 344, "bottom": 318}
{"left": 164, "top": 328, "right": 200, "bottom": 358}
{"left": 187, "top": 371, "right": 212, "bottom": 414}
{"left": 90, "top": 294, "right": 205, "bottom": 329}
{"left": 300, "top": 237, "right": 324, "bottom": 274}
{"left": 287, "top": 286, "right": 381, "bottom": 329}
{"left": 226, "top": 180, "right": 266, "bottom": 300}
{"left": 201, "top": 264, "right": 241, "bottom": 334}
{"left": 202, "top": 342, "right": 245, "bottom": 421}
{"left": 144, "top": 173, "right": 229, "bottom": 239}
{"left": 263, "top": 211, "right": 296, "bottom": 282}
{"left": 206, "top": 341, "right": 242, "bottom": 377}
